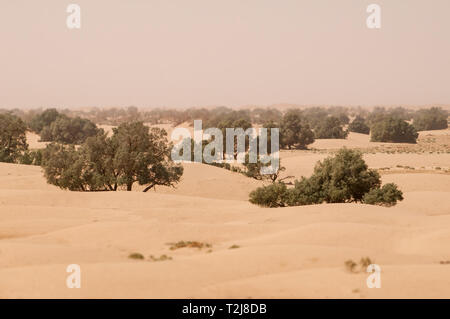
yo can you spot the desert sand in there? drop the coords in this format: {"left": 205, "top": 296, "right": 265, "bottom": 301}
{"left": 1, "top": 130, "right": 450, "bottom": 298}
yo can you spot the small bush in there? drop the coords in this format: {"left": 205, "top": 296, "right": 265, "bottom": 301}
{"left": 370, "top": 117, "right": 418, "bottom": 143}
{"left": 362, "top": 183, "right": 404, "bottom": 206}
{"left": 128, "top": 253, "right": 145, "bottom": 260}
{"left": 149, "top": 254, "right": 172, "bottom": 262}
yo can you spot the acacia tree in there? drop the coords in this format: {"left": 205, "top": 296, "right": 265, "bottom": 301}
{"left": 0, "top": 113, "right": 28, "bottom": 163}
{"left": 29, "top": 108, "right": 60, "bottom": 133}
{"left": 111, "top": 122, "right": 183, "bottom": 192}
{"left": 41, "top": 122, "right": 183, "bottom": 192}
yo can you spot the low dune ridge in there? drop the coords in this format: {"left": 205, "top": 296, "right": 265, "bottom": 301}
{"left": 1, "top": 137, "right": 450, "bottom": 298}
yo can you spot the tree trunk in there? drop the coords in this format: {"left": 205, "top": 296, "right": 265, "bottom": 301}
{"left": 143, "top": 184, "right": 155, "bottom": 193}
{"left": 126, "top": 182, "right": 133, "bottom": 191}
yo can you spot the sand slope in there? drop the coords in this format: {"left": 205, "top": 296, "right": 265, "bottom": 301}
{"left": 1, "top": 153, "right": 450, "bottom": 298}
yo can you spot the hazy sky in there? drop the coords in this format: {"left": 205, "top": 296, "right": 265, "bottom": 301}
{"left": 1, "top": 0, "right": 449, "bottom": 108}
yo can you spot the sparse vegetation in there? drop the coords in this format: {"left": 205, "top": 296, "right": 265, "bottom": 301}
{"left": 348, "top": 116, "right": 370, "bottom": 134}
{"left": 167, "top": 241, "right": 212, "bottom": 250}
{"left": 413, "top": 107, "right": 448, "bottom": 131}
{"left": 128, "top": 253, "right": 145, "bottom": 260}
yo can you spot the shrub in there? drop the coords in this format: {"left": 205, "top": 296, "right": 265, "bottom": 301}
{"left": 249, "top": 182, "right": 289, "bottom": 207}
{"left": 249, "top": 148, "right": 403, "bottom": 208}
{"left": 0, "top": 113, "right": 28, "bottom": 163}
{"left": 128, "top": 253, "right": 144, "bottom": 260}
{"left": 413, "top": 107, "right": 448, "bottom": 131}
{"left": 18, "top": 149, "right": 44, "bottom": 166}
{"left": 314, "top": 116, "right": 348, "bottom": 139}
{"left": 362, "top": 183, "right": 404, "bottom": 206}
{"left": 370, "top": 117, "right": 418, "bottom": 143}
{"left": 348, "top": 116, "right": 370, "bottom": 134}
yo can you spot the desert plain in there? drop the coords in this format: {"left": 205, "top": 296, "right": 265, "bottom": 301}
{"left": 0, "top": 128, "right": 449, "bottom": 298}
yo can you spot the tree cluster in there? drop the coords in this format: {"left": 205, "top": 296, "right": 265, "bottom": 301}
{"left": 249, "top": 148, "right": 403, "bottom": 208}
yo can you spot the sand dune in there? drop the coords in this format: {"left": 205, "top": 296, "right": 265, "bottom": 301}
{"left": 1, "top": 149, "right": 450, "bottom": 298}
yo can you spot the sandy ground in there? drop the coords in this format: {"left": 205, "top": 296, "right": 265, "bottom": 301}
{"left": 1, "top": 129, "right": 449, "bottom": 298}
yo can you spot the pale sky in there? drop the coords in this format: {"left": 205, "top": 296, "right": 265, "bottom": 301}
{"left": 1, "top": 0, "right": 449, "bottom": 108}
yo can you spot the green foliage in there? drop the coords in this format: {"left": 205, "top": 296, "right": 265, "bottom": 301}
{"left": 40, "top": 116, "right": 100, "bottom": 144}
{"left": 249, "top": 148, "right": 402, "bottom": 208}
{"left": 18, "top": 149, "right": 44, "bottom": 166}
{"left": 0, "top": 113, "right": 28, "bottom": 163}
{"left": 348, "top": 116, "right": 370, "bottom": 134}
{"left": 370, "top": 117, "right": 418, "bottom": 143}
{"left": 314, "top": 116, "right": 349, "bottom": 139}
{"left": 362, "top": 183, "right": 404, "bottom": 206}
{"left": 29, "top": 108, "right": 60, "bottom": 133}
{"left": 309, "top": 149, "right": 381, "bottom": 203}
{"left": 413, "top": 107, "right": 448, "bottom": 131}
{"left": 41, "top": 122, "right": 183, "bottom": 192}
{"left": 280, "top": 110, "right": 315, "bottom": 149}
{"left": 128, "top": 253, "right": 145, "bottom": 260}
{"left": 242, "top": 153, "right": 286, "bottom": 182}
{"left": 249, "top": 182, "right": 290, "bottom": 207}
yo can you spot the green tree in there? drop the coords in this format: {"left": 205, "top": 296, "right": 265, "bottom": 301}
{"left": 249, "top": 182, "right": 289, "bottom": 208}
{"left": 111, "top": 122, "right": 183, "bottom": 191}
{"left": 248, "top": 148, "right": 403, "bottom": 208}
{"left": 0, "top": 113, "right": 28, "bottom": 163}
{"left": 314, "top": 116, "right": 349, "bottom": 139}
{"left": 370, "top": 117, "right": 418, "bottom": 143}
{"left": 280, "top": 110, "right": 315, "bottom": 149}
{"left": 348, "top": 116, "right": 370, "bottom": 134}
{"left": 413, "top": 107, "right": 448, "bottom": 131}
{"left": 41, "top": 122, "right": 183, "bottom": 192}
{"left": 40, "top": 116, "right": 100, "bottom": 144}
